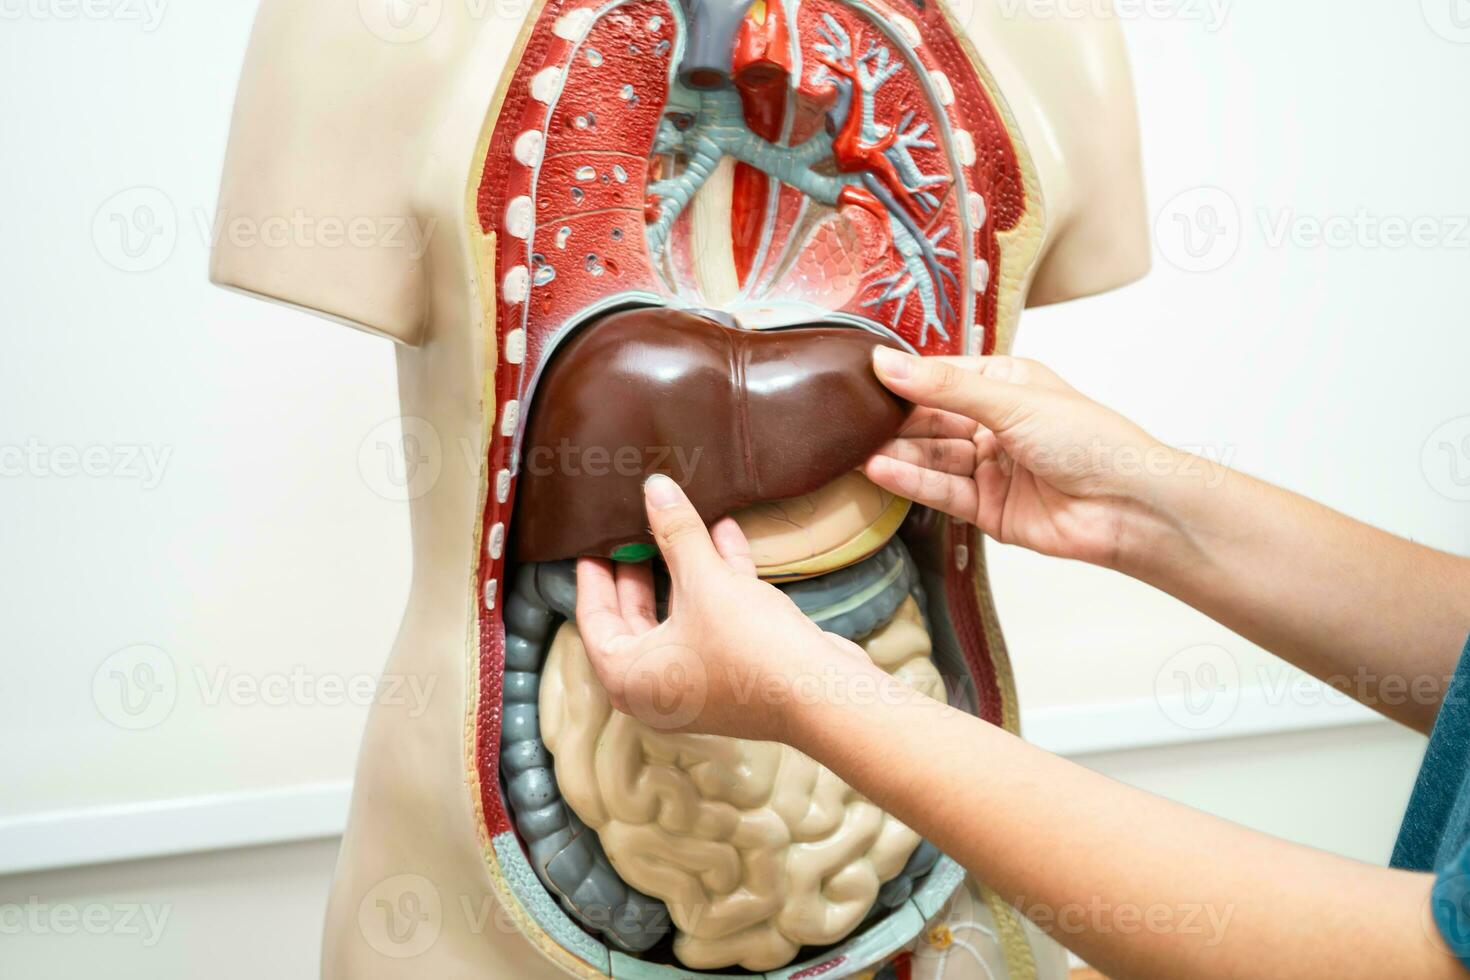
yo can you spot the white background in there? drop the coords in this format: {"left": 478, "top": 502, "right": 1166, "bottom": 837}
{"left": 2, "top": 1, "right": 1468, "bottom": 976}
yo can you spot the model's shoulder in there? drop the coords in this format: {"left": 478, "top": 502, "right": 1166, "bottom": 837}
{"left": 211, "top": 2, "right": 509, "bottom": 343}
{"left": 957, "top": 4, "right": 1151, "bottom": 306}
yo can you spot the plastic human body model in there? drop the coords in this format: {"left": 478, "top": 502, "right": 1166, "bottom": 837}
{"left": 212, "top": 0, "right": 1148, "bottom": 976}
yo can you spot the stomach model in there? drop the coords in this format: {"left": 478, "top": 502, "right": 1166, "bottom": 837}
{"left": 468, "top": 0, "right": 1044, "bottom": 976}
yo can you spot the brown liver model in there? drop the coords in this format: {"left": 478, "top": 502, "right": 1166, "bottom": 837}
{"left": 515, "top": 307, "right": 909, "bottom": 562}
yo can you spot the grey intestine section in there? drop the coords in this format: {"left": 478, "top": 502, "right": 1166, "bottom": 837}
{"left": 498, "top": 538, "right": 944, "bottom": 954}
{"left": 500, "top": 568, "right": 671, "bottom": 953}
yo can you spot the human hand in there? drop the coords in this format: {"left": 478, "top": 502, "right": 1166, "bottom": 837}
{"left": 864, "top": 349, "right": 1182, "bottom": 569}
{"left": 574, "top": 475, "right": 880, "bottom": 742}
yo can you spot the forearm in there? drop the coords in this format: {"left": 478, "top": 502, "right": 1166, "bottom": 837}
{"left": 1118, "top": 452, "right": 1470, "bottom": 732}
{"left": 789, "top": 674, "right": 1460, "bottom": 979}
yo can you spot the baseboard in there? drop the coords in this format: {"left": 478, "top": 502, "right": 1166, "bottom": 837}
{"left": 0, "top": 782, "right": 350, "bottom": 876}
{"left": 1023, "top": 683, "right": 1381, "bottom": 757}
{"left": 0, "top": 690, "right": 1387, "bottom": 876}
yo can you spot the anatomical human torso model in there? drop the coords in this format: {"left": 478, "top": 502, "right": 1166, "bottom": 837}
{"left": 212, "top": 1, "right": 1147, "bottom": 977}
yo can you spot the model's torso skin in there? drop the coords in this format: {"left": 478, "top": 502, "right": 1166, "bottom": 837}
{"left": 212, "top": 3, "right": 1147, "bottom": 976}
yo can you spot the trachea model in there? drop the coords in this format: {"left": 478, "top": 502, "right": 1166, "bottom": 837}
{"left": 212, "top": 0, "right": 1149, "bottom": 976}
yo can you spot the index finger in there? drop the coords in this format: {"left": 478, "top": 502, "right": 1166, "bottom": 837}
{"left": 643, "top": 474, "right": 723, "bottom": 586}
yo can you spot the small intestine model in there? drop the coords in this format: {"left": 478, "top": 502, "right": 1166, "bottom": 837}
{"left": 469, "top": 0, "right": 1045, "bottom": 975}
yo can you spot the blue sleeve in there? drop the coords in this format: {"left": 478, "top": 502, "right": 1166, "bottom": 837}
{"left": 1393, "top": 637, "right": 1470, "bottom": 873}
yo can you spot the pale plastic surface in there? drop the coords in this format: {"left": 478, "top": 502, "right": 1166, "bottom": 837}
{"left": 909, "top": 877, "right": 1074, "bottom": 980}
{"left": 540, "top": 598, "right": 945, "bottom": 970}
{"left": 210, "top": 2, "right": 1148, "bottom": 977}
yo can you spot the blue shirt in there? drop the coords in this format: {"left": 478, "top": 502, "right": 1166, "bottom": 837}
{"left": 1392, "top": 636, "right": 1470, "bottom": 964}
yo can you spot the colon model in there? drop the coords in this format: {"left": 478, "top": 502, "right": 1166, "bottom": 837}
{"left": 469, "top": 0, "right": 1039, "bottom": 972}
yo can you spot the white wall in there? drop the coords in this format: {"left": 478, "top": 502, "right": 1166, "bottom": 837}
{"left": 996, "top": 0, "right": 1470, "bottom": 718}
{"left": 0, "top": 1, "right": 410, "bottom": 822}
{"left": 0, "top": 840, "right": 340, "bottom": 980}
{"left": 3, "top": 1, "right": 1466, "bottom": 977}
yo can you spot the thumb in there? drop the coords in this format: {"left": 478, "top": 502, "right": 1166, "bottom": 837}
{"left": 643, "top": 474, "right": 721, "bottom": 583}
{"left": 873, "top": 347, "right": 1035, "bottom": 433}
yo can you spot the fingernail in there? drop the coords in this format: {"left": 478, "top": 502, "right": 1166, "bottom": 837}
{"left": 874, "top": 346, "right": 913, "bottom": 380}
{"left": 645, "top": 474, "right": 683, "bottom": 509}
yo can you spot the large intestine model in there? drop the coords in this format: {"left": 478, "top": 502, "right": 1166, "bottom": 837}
{"left": 469, "top": 0, "right": 1046, "bottom": 976}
